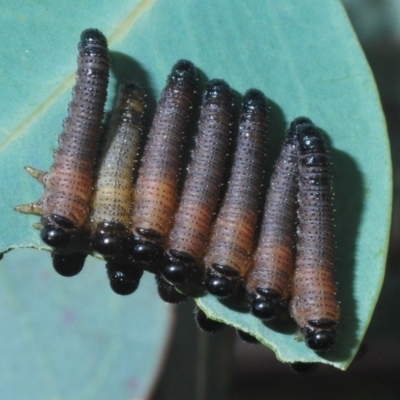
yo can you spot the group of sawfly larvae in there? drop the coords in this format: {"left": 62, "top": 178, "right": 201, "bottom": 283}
{"left": 15, "top": 29, "right": 340, "bottom": 352}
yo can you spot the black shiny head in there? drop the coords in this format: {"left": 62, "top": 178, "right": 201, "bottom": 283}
{"left": 162, "top": 250, "right": 197, "bottom": 284}
{"left": 236, "top": 330, "right": 259, "bottom": 344}
{"left": 156, "top": 276, "right": 187, "bottom": 304}
{"left": 251, "top": 298, "right": 277, "bottom": 321}
{"left": 206, "top": 275, "right": 234, "bottom": 298}
{"left": 195, "top": 308, "right": 226, "bottom": 333}
{"left": 132, "top": 233, "right": 163, "bottom": 266}
{"left": 290, "top": 362, "right": 318, "bottom": 373}
{"left": 52, "top": 253, "right": 86, "bottom": 277}
{"left": 106, "top": 262, "right": 143, "bottom": 296}
{"left": 92, "top": 223, "right": 129, "bottom": 257}
{"left": 41, "top": 215, "right": 75, "bottom": 248}
{"left": 92, "top": 233, "right": 121, "bottom": 256}
{"left": 162, "top": 260, "right": 190, "bottom": 284}
{"left": 250, "top": 288, "right": 282, "bottom": 321}
{"left": 41, "top": 226, "right": 70, "bottom": 248}
{"left": 305, "top": 330, "right": 336, "bottom": 351}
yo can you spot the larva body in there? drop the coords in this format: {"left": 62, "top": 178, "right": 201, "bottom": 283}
{"left": 162, "top": 79, "right": 234, "bottom": 285}
{"left": 90, "top": 82, "right": 146, "bottom": 295}
{"left": 205, "top": 89, "right": 269, "bottom": 298}
{"left": 40, "top": 29, "right": 110, "bottom": 246}
{"left": 15, "top": 29, "right": 110, "bottom": 277}
{"left": 246, "top": 118, "right": 308, "bottom": 320}
{"left": 290, "top": 121, "right": 340, "bottom": 351}
{"left": 130, "top": 60, "right": 198, "bottom": 270}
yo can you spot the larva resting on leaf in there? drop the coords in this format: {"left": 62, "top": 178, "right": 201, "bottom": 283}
{"left": 90, "top": 82, "right": 146, "bottom": 295}
{"left": 204, "top": 89, "right": 269, "bottom": 299}
{"left": 290, "top": 120, "right": 340, "bottom": 351}
{"left": 15, "top": 28, "right": 110, "bottom": 277}
{"left": 130, "top": 60, "right": 198, "bottom": 273}
{"left": 246, "top": 117, "right": 310, "bottom": 320}
{"left": 162, "top": 79, "right": 235, "bottom": 286}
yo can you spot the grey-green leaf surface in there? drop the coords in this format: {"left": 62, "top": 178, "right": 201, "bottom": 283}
{"left": 0, "top": 249, "right": 172, "bottom": 399}
{"left": 0, "top": 0, "right": 390, "bottom": 371}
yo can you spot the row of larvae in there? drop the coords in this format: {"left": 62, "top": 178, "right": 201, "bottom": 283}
{"left": 162, "top": 112, "right": 340, "bottom": 351}
{"left": 15, "top": 30, "right": 199, "bottom": 294}
{"left": 246, "top": 116, "right": 340, "bottom": 351}
{"left": 14, "top": 28, "right": 339, "bottom": 351}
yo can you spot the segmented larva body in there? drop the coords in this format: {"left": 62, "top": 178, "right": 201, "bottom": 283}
{"left": 90, "top": 82, "right": 146, "bottom": 255}
{"left": 290, "top": 121, "right": 340, "bottom": 351}
{"left": 246, "top": 118, "right": 310, "bottom": 320}
{"left": 89, "top": 82, "right": 146, "bottom": 295}
{"left": 205, "top": 89, "right": 269, "bottom": 298}
{"left": 162, "top": 79, "right": 235, "bottom": 285}
{"left": 130, "top": 60, "right": 198, "bottom": 268}
{"left": 14, "top": 28, "right": 109, "bottom": 277}
{"left": 41, "top": 29, "right": 110, "bottom": 246}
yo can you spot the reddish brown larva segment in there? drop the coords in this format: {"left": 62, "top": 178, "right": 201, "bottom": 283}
{"left": 131, "top": 60, "right": 198, "bottom": 267}
{"left": 40, "top": 29, "right": 110, "bottom": 247}
{"left": 90, "top": 82, "right": 146, "bottom": 257}
{"left": 290, "top": 120, "right": 340, "bottom": 351}
{"left": 162, "top": 79, "right": 235, "bottom": 284}
{"left": 205, "top": 89, "right": 269, "bottom": 298}
{"left": 246, "top": 118, "right": 310, "bottom": 320}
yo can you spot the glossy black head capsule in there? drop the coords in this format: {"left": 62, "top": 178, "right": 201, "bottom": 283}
{"left": 250, "top": 288, "right": 283, "bottom": 321}
{"left": 195, "top": 307, "right": 226, "bottom": 333}
{"left": 106, "top": 261, "right": 143, "bottom": 296}
{"left": 162, "top": 250, "right": 199, "bottom": 284}
{"left": 156, "top": 275, "right": 188, "bottom": 304}
{"left": 40, "top": 214, "right": 76, "bottom": 248}
{"left": 92, "top": 222, "right": 130, "bottom": 257}
{"left": 206, "top": 264, "right": 241, "bottom": 298}
{"left": 52, "top": 252, "right": 86, "bottom": 277}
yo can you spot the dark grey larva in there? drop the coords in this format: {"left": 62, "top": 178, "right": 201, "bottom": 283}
{"left": 246, "top": 118, "right": 310, "bottom": 320}
{"left": 204, "top": 89, "right": 270, "bottom": 298}
{"left": 290, "top": 120, "right": 340, "bottom": 351}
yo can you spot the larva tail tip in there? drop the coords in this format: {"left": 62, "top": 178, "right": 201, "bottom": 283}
{"left": 80, "top": 28, "right": 107, "bottom": 48}
{"left": 241, "top": 88, "right": 269, "bottom": 114}
{"left": 169, "top": 59, "right": 197, "bottom": 82}
{"left": 288, "top": 116, "right": 314, "bottom": 138}
{"left": 205, "top": 79, "right": 231, "bottom": 98}
{"left": 119, "top": 80, "right": 143, "bottom": 95}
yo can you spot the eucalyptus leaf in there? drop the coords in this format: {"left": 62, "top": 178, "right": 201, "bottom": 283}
{"left": 0, "top": 249, "right": 172, "bottom": 399}
{"left": 0, "top": 0, "right": 390, "bottom": 371}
